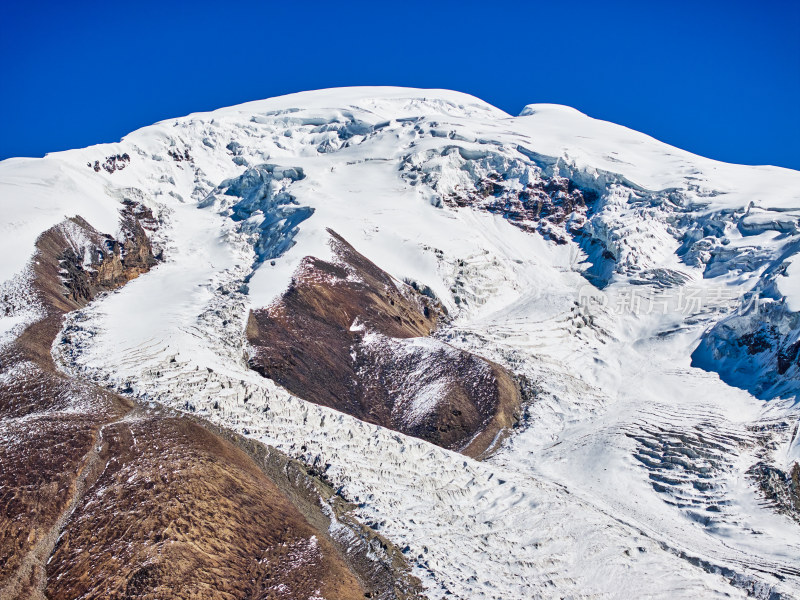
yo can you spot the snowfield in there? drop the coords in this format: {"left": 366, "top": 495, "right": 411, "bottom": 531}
{"left": 3, "top": 87, "right": 800, "bottom": 598}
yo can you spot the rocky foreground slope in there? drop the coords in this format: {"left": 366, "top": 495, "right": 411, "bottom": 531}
{"left": 1, "top": 87, "right": 800, "bottom": 599}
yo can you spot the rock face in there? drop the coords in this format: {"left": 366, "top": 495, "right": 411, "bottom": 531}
{"left": 399, "top": 144, "right": 603, "bottom": 249}
{"left": 247, "top": 230, "right": 521, "bottom": 457}
{"left": 1, "top": 212, "right": 411, "bottom": 600}
{"left": 39, "top": 202, "right": 159, "bottom": 308}
{"left": 442, "top": 170, "right": 597, "bottom": 244}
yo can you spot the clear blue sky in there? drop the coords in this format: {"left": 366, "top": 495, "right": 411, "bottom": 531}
{"left": 2, "top": 0, "right": 798, "bottom": 169}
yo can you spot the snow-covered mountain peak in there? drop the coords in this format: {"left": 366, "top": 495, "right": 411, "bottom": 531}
{"left": 202, "top": 86, "right": 512, "bottom": 120}
{"left": 2, "top": 87, "right": 800, "bottom": 599}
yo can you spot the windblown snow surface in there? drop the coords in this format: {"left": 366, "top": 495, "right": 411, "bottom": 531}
{"left": 3, "top": 87, "right": 800, "bottom": 598}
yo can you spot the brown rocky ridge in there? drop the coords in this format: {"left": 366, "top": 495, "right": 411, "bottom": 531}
{"left": 246, "top": 229, "right": 522, "bottom": 458}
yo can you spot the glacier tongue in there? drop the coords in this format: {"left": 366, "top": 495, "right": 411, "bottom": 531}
{"left": 2, "top": 86, "right": 795, "bottom": 598}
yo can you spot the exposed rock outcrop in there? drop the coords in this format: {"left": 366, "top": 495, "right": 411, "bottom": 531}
{"left": 247, "top": 230, "right": 521, "bottom": 457}
{"left": 45, "top": 204, "right": 159, "bottom": 307}
{"left": 87, "top": 153, "right": 130, "bottom": 173}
